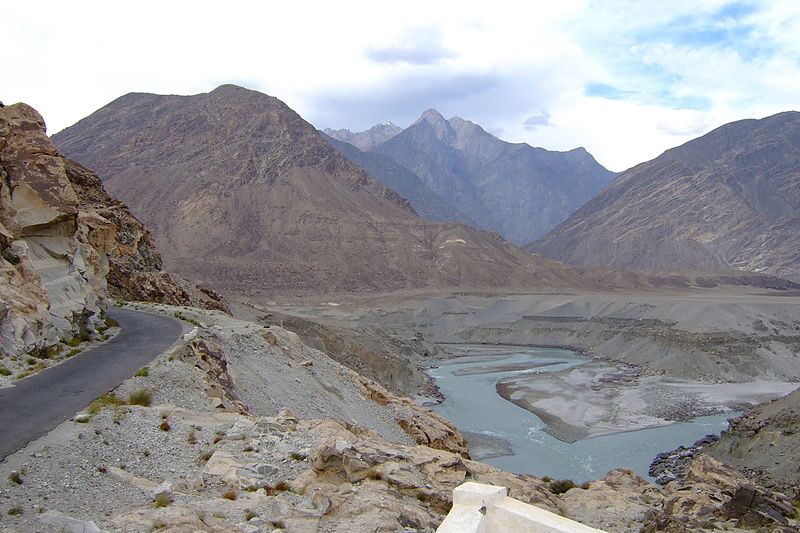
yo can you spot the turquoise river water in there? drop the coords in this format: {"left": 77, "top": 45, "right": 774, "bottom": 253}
{"left": 428, "top": 344, "right": 735, "bottom": 482}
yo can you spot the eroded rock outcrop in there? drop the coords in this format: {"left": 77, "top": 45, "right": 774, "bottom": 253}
{"left": 643, "top": 454, "right": 798, "bottom": 532}
{"left": 0, "top": 103, "right": 110, "bottom": 357}
{"left": 64, "top": 159, "right": 230, "bottom": 313}
{"left": 1, "top": 102, "right": 227, "bottom": 364}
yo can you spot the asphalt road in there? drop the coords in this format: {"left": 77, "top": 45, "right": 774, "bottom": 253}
{"left": 0, "top": 307, "right": 183, "bottom": 461}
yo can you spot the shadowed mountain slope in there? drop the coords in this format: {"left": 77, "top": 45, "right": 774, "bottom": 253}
{"left": 322, "top": 133, "right": 475, "bottom": 224}
{"left": 530, "top": 112, "right": 800, "bottom": 282}
{"left": 369, "top": 110, "right": 615, "bottom": 245}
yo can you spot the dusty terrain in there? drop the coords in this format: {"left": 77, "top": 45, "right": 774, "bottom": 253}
{"left": 250, "top": 289, "right": 800, "bottom": 445}
{"left": 1, "top": 301, "right": 796, "bottom": 532}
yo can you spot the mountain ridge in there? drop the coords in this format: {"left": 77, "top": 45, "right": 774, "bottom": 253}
{"left": 367, "top": 109, "right": 615, "bottom": 244}
{"left": 53, "top": 85, "right": 611, "bottom": 295}
{"left": 529, "top": 111, "right": 800, "bottom": 281}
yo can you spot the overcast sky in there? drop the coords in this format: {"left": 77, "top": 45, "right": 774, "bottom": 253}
{"left": 5, "top": 0, "right": 800, "bottom": 171}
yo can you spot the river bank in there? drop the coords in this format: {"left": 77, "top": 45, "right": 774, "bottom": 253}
{"left": 427, "top": 343, "right": 798, "bottom": 481}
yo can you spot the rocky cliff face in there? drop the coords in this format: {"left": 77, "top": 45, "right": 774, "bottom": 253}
{"left": 531, "top": 112, "right": 800, "bottom": 281}
{"left": 63, "top": 159, "right": 229, "bottom": 312}
{"left": 53, "top": 85, "right": 604, "bottom": 295}
{"left": 0, "top": 102, "right": 227, "bottom": 360}
{"left": 369, "top": 109, "right": 615, "bottom": 244}
{"left": 0, "top": 103, "right": 112, "bottom": 357}
{"left": 707, "top": 386, "right": 800, "bottom": 499}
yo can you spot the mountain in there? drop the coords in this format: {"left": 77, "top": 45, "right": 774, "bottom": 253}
{"left": 368, "top": 109, "right": 615, "bottom": 245}
{"left": 321, "top": 133, "right": 475, "bottom": 224}
{"left": 53, "top": 85, "right": 599, "bottom": 295}
{"left": 530, "top": 112, "right": 800, "bottom": 281}
{"left": 323, "top": 122, "right": 402, "bottom": 151}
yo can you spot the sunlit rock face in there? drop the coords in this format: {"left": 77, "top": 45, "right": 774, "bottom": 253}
{"left": 0, "top": 103, "right": 111, "bottom": 356}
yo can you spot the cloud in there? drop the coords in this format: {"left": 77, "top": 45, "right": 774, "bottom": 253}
{"left": 365, "top": 26, "right": 457, "bottom": 65}
{"left": 4, "top": 0, "right": 800, "bottom": 171}
{"left": 523, "top": 110, "right": 552, "bottom": 130}
{"left": 309, "top": 70, "right": 504, "bottom": 131}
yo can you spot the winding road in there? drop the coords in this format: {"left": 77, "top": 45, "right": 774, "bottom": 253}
{"left": 0, "top": 308, "right": 183, "bottom": 461}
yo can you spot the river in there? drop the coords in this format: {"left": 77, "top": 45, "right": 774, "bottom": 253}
{"left": 428, "top": 343, "right": 734, "bottom": 482}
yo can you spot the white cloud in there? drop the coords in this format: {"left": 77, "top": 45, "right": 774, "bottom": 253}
{"left": 3, "top": 0, "right": 800, "bottom": 170}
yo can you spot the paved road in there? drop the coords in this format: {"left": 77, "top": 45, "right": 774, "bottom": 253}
{"left": 0, "top": 308, "right": 183, "bottom": 461}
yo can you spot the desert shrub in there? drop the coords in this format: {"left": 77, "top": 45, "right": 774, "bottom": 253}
{"left": 0, "top": 367, "right": 11, "bottom": 376}
{"left": 8, "top": 472, "right": 22, "bottom": 485}
{"left": 198, "top": 450, "right": 214, "bottom": 464}
{"left": 549, "top": 479, "right": 576, "bottom": 494}
{"left": 87, "top": 392, "right": 125, "bottom": 415}
{"left": 153, "top": 493, "right": 172, "bottom": 508}
{"left": 134, "top": 367, "right": 149, "bottom": 377}
{"left": 173, "top": 311, "right": 200, "bottom": 327}
{"left": 273, "top": 481, "right": 290, "bottom": 492}
{"left": 128, "top": 389, "right": 152, "bottom": 406}
{"left": 222, "top": 488, "right": 238, "bottom": 500}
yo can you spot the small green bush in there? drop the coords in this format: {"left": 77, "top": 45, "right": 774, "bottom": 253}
{"left": 134, "top": 367, "right": 149, "bottom": 377}
{"left": 67, "top": 348, "right": 81, "bottom": 357}
{"left": 549, "top": 479, "right": 576, "bottom": 495}
{"left": 0, "top": 367, "right": 11, "bottom": 376}
{"left": 88, "top": 393, "right": 125, "bottom": 415}
{"left": 153, "top": 493, "right": 172, "bottom": 508}
{"left": 128, "top": 389, "right": 152, "bottom": 407}
{"left": 67, "top": 337, "right": 81, "bottom": 347}
{"left": 173, "top": 311, "right": 201, "bottom": 327}
{"left": 8, "top": 471, "right": 22, "bottom": 485}
{"left": 7, "top": 505, "right": 23, "bottom": 516}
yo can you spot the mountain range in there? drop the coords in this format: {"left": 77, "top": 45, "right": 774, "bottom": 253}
{"left": 53, "top": 85, "right": 601, "bottom": 295}
{"left": 327, "top": 109, "right": 615, "bottom": 245}
{"left": 530, "top": 111, "right": 800, "bottom": 282}
{"left": 53, "top": 85, "right": 800, "bottom": 289}
{"left": 323, "top": 122, "right": 402, "bottom": 151}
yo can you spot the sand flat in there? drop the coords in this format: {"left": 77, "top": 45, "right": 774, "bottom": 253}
{"left": 496, "top": 361, "right": 799, "bottom": 443}
{"left": 453, "top": 360, "right": 567, "bottom": 376}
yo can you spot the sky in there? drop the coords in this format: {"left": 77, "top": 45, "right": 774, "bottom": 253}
{"left": 4, "top": 0, "right": 800, "bottom": 171}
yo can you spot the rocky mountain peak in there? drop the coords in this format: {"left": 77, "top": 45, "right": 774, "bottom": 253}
{"left": 372, "top": 109, "right": 615, "bottom": 244}
{"left": 324, "top": 121, "right": 402, "bottom": 151}
{"left": 414, "top": 108, "right": 456, "bottom": 143}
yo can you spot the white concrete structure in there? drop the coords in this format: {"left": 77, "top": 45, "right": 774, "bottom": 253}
{"left": 437, "top": 482, "right": 606, "bottom": 533}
